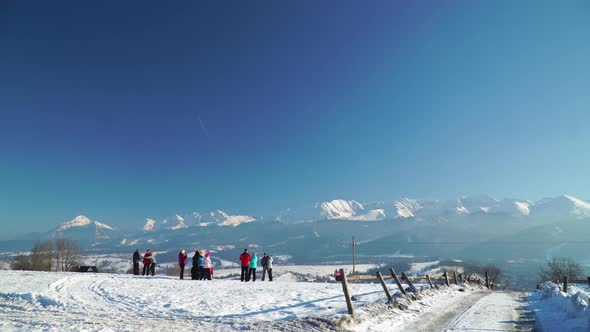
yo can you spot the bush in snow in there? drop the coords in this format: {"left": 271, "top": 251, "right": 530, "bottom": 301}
{"left": 538, "top": 257, "right": 583, "bottom": 283}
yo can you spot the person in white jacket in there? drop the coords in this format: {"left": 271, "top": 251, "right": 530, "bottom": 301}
{"left": 267, "top": 255, "right": 273, "bottom": 281}
{"left": 203, "top": 252, "right": 213, "bottom": 280}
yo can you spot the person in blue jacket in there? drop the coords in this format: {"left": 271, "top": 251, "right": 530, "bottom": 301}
{"left": 248, "top": 252, "right": 258, "bottom": 282}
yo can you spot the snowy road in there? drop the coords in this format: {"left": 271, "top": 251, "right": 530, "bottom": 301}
{"left": 404, "top": 291, "right": 534, "bottom": 332}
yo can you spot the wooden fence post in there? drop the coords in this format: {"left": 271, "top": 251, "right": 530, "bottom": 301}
{"left": 389, "top": 268, "right": 407, "bottom": 296}
{"left": 426, "top": 275, "right": 434, "bottom": 289}
{"left": 376, "top": 271, "right": 393, "bottom": 303}
{"left": 339, "top": 268, "right": 354, "bottom": 316}
{"left": 453, "top": 272, "right": 458, "bottom": 285}
{"left": 587, "top": 276, "right": 590, "bottom": 289}
{"left": 485, "top": 271, "right": 489, "bottom": 289}
{"left": 401, "top": 272, "right": 415, "bottom": 290}
{"left": 443, "top": 271, "right": 450, "bottom": 286}
{"left": 563, "top": 276, "right": 568, "bottom": 293}
{"left": 458, "top": 273, "right": 462, "bottom": 283}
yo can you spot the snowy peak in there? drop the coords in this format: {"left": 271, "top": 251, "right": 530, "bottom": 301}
{"left": 531, "top": 195, "right": 590, "bottom": 218}
{"left": 143, "top": 218, "right": 156, "bottom": 232}
{"left": 394, "top": 198, "right": 423, "bottom": 218}
{"left": 51, "top": 215, "right": 115, "bottom": 239}
{"left": 319, "top": 199, "right": 364, "bottom": 219}
{"left": 318, "top": 199, "right": 385, "bottom": 221}
{"left": 55, "top": 215, "right": 92, "bottom": 232}
{"left": 209, "top": 210, "right": 256, "bottom": 227}
{"left": 168, "top": 214, "right": 189, "bottom": 230}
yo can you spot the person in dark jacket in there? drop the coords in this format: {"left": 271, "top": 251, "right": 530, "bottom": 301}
{"left": 192, "top": 250, "right": 202, "bottom": 280}
{"left": 261, "top": 253, "right": 269, "bottom": 281}
{"left": 197, "top": 250, "right": 205, "bottom": 280}
{"left": 132, "top": 249, "right": 140, "bottom": 275}
{"left": 178, "top": 249, "right": 187, "bottom": 279}
{"left": 142, "top": 250, "right": 152, "bottom": 276}
{"left": 239, "top": 249, "right": 251, "bottom": 282}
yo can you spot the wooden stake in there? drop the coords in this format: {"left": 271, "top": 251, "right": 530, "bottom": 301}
{"left": 453, "top": 272, "right": 458, "bottom": 285}
{"left": 443, "top": 271, "right": 450, "bottom": 287}
{"left": 377, "top": 271, "right": 393, "bottom": 303}
{"left": 340, "top": 268, "right": 354, "bottom": 316}
{"left": 426, "top": 275, "right": 434, "bottom": 289}
{"left": 389, "top": 268, "right": 407, "bottom": 296}
{"left": 485, "top": 271, "right": 489, "bottom": 289}
{"left": 563, "top": 276, "right": 568, "bottom": 293}
{"left": 401, "top": 272, "right": 415, "bottom": 290}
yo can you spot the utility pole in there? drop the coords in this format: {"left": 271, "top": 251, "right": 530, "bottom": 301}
{"left": 351, "top": 236, "right": 358, "bottom": 274}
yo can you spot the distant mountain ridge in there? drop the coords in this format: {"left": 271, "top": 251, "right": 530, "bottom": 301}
{"left": 53, "top": 195, "right": 590, "bottom": 239}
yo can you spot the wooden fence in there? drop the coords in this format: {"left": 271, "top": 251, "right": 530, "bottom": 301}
{"left": 555, "top": 276, "right": 590, "bottom": 293}
{"left": 338, "top": 268, "right": 489, "bottom": 316}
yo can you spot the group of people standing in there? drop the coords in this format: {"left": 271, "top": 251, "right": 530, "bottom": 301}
{"left": 239, "top": 249, "right": 273, "bottom": 282}
{"left": 178, "top": 249, "right": 213, "bottom": 280}
{"left": 132, "top": 248, "right": 274, "bottom": 282}
{"left": 133, "top": 249, "right": 157, "bottom": 276}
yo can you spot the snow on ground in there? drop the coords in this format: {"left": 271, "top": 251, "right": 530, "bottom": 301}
{"left": 214, "top": 264, "right": 379, "bottom": 280}
{"left": 0, "top": 268, "right": 506, "bottom": 331}
{"left": 0, "top": 270, "right": 385, "bottom": 331}
{"left": 528, "top": 281, "right": 590, "bottom": 331}
{"left": 407, "top": 261, "right": 439, "bottom": 275}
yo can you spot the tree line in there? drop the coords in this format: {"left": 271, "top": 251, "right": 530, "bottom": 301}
{"left": 11, "top": 238, "right": 82, "bottom": 272}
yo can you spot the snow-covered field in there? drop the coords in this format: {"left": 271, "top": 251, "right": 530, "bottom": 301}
{"left": 529, "top": 281, "right": 590, "bottom": 331}
{"left": 0, "top": 269, "right": 488, "bottom": 331}
{"left": 0, "top": 270, "right": 385, "bottom": 331}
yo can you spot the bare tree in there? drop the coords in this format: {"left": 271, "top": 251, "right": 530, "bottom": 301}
{"left": 484, "top": 265, "right": 501, "bottom": 287}
{"left": 539, "top": 257, "right": 582, "bottom": 282}
{"left": 11, "top": 254, "right": 31, "bottom": 270}
{"left": 55, "top": 238, "right": 82, "bottom": 272}
{"left": 30, "top": 240, "right": 53, "bottom": 271}
{"left": 462, "top": 263, "right": 483, "bottom": 280}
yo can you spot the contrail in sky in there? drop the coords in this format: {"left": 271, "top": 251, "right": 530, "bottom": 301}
{"left": 197, "top": 116, "right": 209, "bottom": 138}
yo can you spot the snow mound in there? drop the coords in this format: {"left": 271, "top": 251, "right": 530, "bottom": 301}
{"left": 529, "top": 281, "right": 590, "bottom": 331}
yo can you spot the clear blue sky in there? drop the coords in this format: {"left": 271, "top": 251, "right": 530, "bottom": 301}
{"left": 1, "top": 1, "right": 589, "bottom": 236}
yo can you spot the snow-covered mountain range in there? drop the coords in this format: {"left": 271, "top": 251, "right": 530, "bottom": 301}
{"left": 275, "top": 194, "right": 590, "bottom": 224}
{"left": 27, "top": 194, "right": 590, "bottom": 248}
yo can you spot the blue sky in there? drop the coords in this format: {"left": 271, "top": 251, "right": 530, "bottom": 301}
{"left": 1, "top": 1, "right": 589, "bottom": 236}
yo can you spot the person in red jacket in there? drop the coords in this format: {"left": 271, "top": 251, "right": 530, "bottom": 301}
{"left": 142, "top": 250, "right": 152, "bottom": 276}
{"left": 239, "top": 249, "right": 251, "bottom": 282}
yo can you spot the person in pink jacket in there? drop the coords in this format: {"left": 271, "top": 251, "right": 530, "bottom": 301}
{"left": 178, "top": 249, "right": 188, "bottom": 279}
